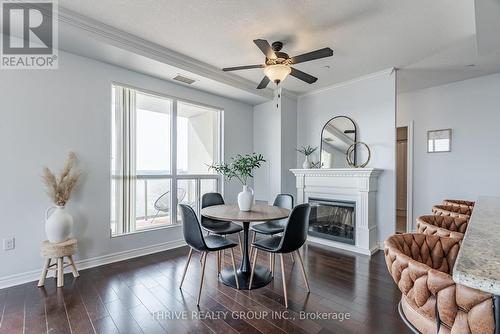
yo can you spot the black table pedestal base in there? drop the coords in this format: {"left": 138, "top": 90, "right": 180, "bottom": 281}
{"left": 219, "top": 265, "right": 272, "bottom": 290}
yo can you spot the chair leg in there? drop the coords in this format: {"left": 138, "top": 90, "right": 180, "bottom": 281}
{"left": 269, "top": 253, "right": 273, "bottom": 275}
{"left": 197, "top": 251, "right": 207, "bottom": 306}
{"left": 272, "top": 254, "right": 276, "bottom": 276}
{"left": 250, "top": 231, "right": 256, "bottom": 262}
{"left": 180, "top": 248, "right": 193, "bottom": 288}
{"left": 237, "top": 232, "right": 243, "bottom": 255}
{"left": 217, "top": 251, "right": 221, "bottom": 274}
{"left": 38, "top": 258, "right": 51, "bottom": 287}
{"left": 280, "top": 254, "right": 288, "bottom": 308}
{"left": 230, "top": 248, "right": 239, "bottom": 290}
{"left": 200, "top": 232, "right": 210, "bottom": 263}
{"left": 249, "top": 248, "right": 258, "bottom": 290}
{"left": 68, "top": 255, "right": 79, "bottom": 278}
{"left": 150, "top": 210, "right": 160, "bottom": 223}
{"left": 296, "top": 250, "right": 310, "bottom": 292}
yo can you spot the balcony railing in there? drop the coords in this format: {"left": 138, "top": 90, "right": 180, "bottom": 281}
{"left": 111, "top": 173, "right": 221, "bottom": 235}
{"left": 136, "top": 174, "right": 220, "bottom": 226}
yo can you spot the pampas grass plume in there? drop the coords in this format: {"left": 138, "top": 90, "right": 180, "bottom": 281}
{"left": 42, "top": 152, "right": 81, "bottom": 206}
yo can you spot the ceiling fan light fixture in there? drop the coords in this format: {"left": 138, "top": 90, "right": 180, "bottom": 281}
{"left": 263, "top": 64, "right": 291, "bottom": 84}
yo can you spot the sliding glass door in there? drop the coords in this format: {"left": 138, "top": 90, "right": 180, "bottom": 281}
{"left": 111, "top": 85, "right": 222, "bottom": 236}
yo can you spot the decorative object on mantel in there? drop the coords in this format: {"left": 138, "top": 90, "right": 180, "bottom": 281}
{"left": 310, "top": 161, "right": 323, "bottom": 169}
{"left": 208, "top": 153, "right": 265, "bottom": 211}
{"left": 427, "top": 128, "right": 452, "bottom": 153}
{"left": 346, "top": 141, "right": 371, "bottom": 168}
{"left": 42, "top": 152, "right": 81, "bottom": 243}
{"left": 320, "top": 116, "right": 357, "bottom": 168}
{"left": 38, "top": 238, "right": 79, "bottom": 288}
{"left": 296, "top": 145, "right": 318, "bottom": 169}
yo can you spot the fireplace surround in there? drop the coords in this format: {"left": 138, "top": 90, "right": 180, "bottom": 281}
{"left": 291, "top": 168, "right": 382, "bottom": 255}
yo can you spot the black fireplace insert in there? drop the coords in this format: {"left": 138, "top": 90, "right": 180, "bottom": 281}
{"left": 308, "top": 198, "right": 355, "bottom": 245}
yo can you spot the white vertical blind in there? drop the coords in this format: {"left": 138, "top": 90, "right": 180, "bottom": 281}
{"left": 112, "top": 86, "right": 137, "bottom": 234}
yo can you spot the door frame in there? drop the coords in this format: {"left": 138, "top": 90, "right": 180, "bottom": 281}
{"left": 403, "top": 121, "right": 414, "bottom": 232}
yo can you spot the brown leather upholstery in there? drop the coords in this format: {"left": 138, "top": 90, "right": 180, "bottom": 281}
{"left": 384, "top": 233, "right": 494, "bottom": 334}
{"left": 442, "top": 199, "right": 475, "bottom": 209}
{"left": 432, "top": 205, "right": 471, "bottom": 220}
{"left": 416, "top": 215, "right": 467, "bottom": 240}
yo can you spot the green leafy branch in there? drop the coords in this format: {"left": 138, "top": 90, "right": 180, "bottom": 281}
{"left": 296, "top": 145, "right": 318, "bottom": 156}
{"left": 208, "top": 153, "right": 266, "bottom": 185}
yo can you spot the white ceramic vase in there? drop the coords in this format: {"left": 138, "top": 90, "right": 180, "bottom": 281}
{"left": 237, "top": 185, "right": 254, "bottom": 211}
{"left": 45, "top": 205, "right": 73, "bottom": 243}
{"left": 302, "top": 155, "right": 311, "bottom": 169}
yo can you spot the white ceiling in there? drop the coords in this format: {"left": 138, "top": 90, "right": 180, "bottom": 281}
{"left": 59, "top": 0, "right": 500, "bottom": 97}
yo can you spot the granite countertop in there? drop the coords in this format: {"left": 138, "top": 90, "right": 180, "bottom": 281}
{"left": 453, "top": 196, "right": 500, "bottom": 295}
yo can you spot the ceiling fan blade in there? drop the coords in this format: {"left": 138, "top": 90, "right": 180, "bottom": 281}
{"left": 290, "top": 67, "right": 318, "bottom": 84}
{"left": 289, "top": 47, "right": 333, "bottom": 64}
{"left": 257, "top": 76, "right": 271, "bottom": 89}
{"left": 222, "top": 64, "right": 264, "bottom": 71}
{"left": 253, "top": 39, "right": 277, "bottom": 59}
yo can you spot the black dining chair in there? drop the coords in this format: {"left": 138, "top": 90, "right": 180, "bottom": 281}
{"left": 178, "top": 204, "right": 239, "bottom": 305}
{"left": 249, "top": 203, "right": 311, "bottom": 308}
{"left": 250, "top": 194, "right": 294, "bottom": 270}
{"left": 201, "top": 193, "right": 243, "bottom": 266}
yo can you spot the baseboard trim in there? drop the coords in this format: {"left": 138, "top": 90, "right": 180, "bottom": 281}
{"left": 0, "top": 239, "right": 186, "bottom": 289}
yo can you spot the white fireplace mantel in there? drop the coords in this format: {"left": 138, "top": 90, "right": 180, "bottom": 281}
{"left": 291, "top": 168, "right": 382, "bottom": 256}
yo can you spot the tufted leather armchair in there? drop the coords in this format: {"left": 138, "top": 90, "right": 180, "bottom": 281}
{"left": 416, "top": 215, "right": 468, "bottom": 240}
{"left": 384, "top": 234, "right": 494, "bottom": 334}
{"left": 432, "top": 205, "right": 472, "bottom": 220}
{"left": 442, "top": 199, "right": 475, "bottom": 209}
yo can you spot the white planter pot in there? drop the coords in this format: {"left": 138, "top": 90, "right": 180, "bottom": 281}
{"left": 237, "top": 185, "right": 254, "bottom": 211}
{"left": 302, "top": 156, "right": 311, "bottom": 169}
{"left": 45, "top": 206, "right": 73, "bottom": 243}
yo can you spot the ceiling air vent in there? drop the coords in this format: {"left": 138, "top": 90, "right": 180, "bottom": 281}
{"left": 173, "top": 74, "right": 196, "bottom": 85}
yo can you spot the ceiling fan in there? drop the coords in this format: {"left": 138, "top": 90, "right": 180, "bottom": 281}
{"left": 222, "top": 39, "right": 333, "bottom": 89}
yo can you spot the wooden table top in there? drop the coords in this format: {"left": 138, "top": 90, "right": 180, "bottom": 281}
{"left": 201, "top": 204, "right": 290, "bottom": 222}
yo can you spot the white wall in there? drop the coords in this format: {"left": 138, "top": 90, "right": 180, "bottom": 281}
{"left": 0, "top": 50, "right": 253, "bottom": 285}
{"left": 253, "top": 100, "right": 281, "bottom": 201}
{"left": 281, "top": 95, "right": 298, "bottom": 200}
{"left": 397, "top": 73, "right": 500, "bottom": 227}
{"left": 253, "top": 94, "right": 298, "bottom": 203}
{"left": 297, "top": 70, "right": 397, "bottom": 244}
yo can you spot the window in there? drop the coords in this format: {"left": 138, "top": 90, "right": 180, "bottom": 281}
{"left": 111, "top": 85, "right": 222, "bottom": 236}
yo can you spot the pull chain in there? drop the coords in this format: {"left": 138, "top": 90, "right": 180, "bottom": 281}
{"left": 274, "top": 84, "right": 282, "bottom": 110}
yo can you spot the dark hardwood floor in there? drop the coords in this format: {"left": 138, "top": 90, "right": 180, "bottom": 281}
{"left": 0, "top": 243, "right": 409, "bottom": 334}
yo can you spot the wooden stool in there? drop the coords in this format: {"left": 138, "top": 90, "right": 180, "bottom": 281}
{"left": 38, "top": 239, "right": 79, "bottom": 288}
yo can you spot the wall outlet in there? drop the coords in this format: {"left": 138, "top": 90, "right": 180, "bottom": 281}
{"left": 3, "top": 238, "right": 15, "bottom": 250}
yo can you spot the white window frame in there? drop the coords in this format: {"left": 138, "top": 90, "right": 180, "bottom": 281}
{"left": 111, "top": 83, "right": 224, "bottom": 237}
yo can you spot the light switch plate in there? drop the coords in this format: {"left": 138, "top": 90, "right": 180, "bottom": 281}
{"left": 3, "top": 238, "right": 15, "bottom": 250}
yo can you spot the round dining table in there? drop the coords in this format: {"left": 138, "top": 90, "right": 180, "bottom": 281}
{"left": 201, "top": 203, "right": 290, "bottom": 290}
